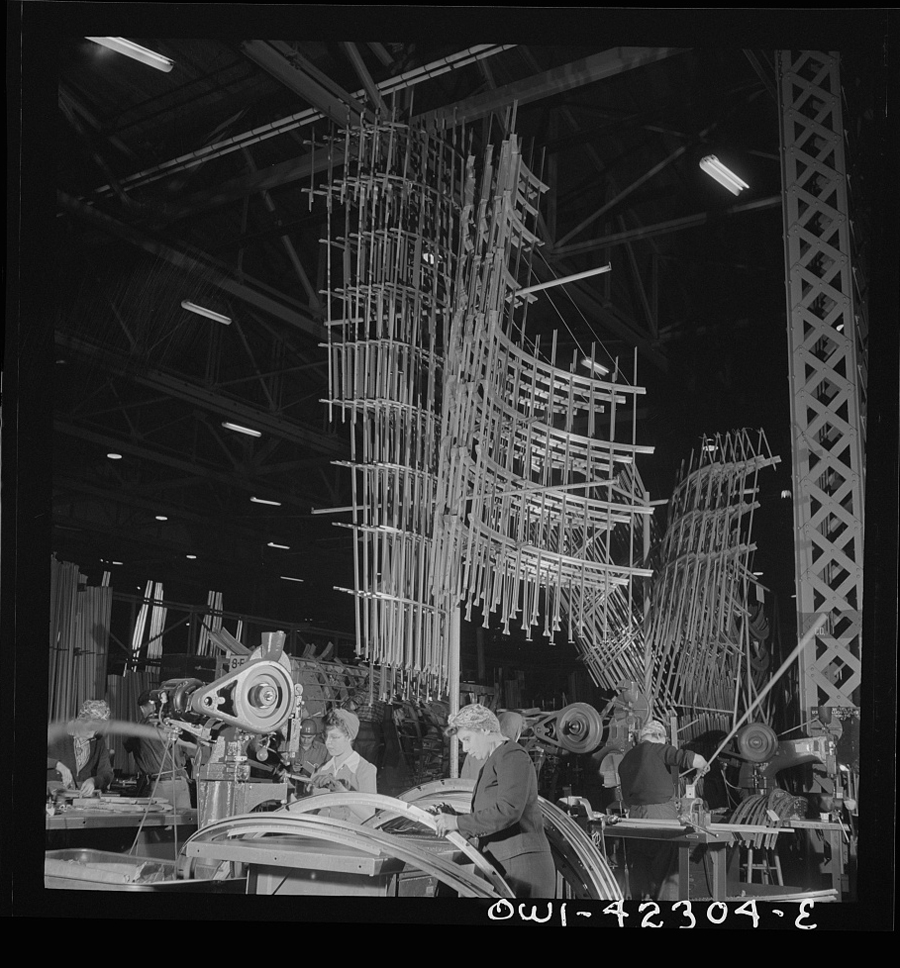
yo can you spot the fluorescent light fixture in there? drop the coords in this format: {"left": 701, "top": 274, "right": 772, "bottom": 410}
{"left": 581, "top": 358, "right": 610, "bottom": 376}
{"left": 699, "top": 155, "right": 749, "bottom": 196}
{"left": 107, "top": 452, "right": 123, "bottom": 460}
{"left": 155, "top": 515, "right": 168, "bottom": 521}
{"left": 112, "top": 561, "right": 123, "bottom": 566}
{"left": 222, "top": 422, "right": 262, "bottom": 438}
{"left": 86, "top": 37, "right": 174, "bottom": 73}
{"left": 181, "top": 299, "right": 231, "bottom": 325}
{"left": 251, "top": 496, "right": 282, "bottom": 506}
{"left": 280, "top": 575, "right": 305, "bottom": 583}
{"left": 267, "top": 542, "right": 290, "bottom": 550}
{"left": 185, "top": 554, "right": 197, "bottom": 560}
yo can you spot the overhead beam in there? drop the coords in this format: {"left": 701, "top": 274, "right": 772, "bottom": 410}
{"left": 55, "top": 419, "right": 321, "bottom": 511}
{"left": 154, "top": 147, "right": 346, "bottom": 224}
{"left": 241, "top": 40, "right": 374, "bottom": 127}
{"left": 551, "top": 196, "right": 781, "bottom": 258}
{"left": 415, "top": 47, "right": 690, "bottom": 128}
{"left": 58, "top": 191, "right": 327, "bottom": 342}
{"left": 53, "top": 475, "right": 289, "bottom": 545}
{"left": 341, "top": 42, "right": 389, "bottom": 115}
{"left": 89, "top": 46, "right": 514, "bottom": 200}
{"left": 55, "top": 333, "right": 346, "bottom": 458}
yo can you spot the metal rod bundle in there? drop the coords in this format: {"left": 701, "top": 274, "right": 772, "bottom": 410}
{"left": 49, "top": 556, "right": 113, "bottom": 722}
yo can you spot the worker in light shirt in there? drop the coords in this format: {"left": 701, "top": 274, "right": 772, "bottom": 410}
{"left": 307, "top": 708, "right": 377, "bottom": 823}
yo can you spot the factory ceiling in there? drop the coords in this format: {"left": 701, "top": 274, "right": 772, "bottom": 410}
{"left": 12, "top": 6, "right": 890, "bottom": 629}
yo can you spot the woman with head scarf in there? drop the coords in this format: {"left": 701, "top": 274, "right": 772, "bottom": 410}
{"left": 307, "top": 707, "right": 377, "bottom": 823}
{"left": 435, "top": 703, "right": 555, "bottom": 899}
{"left": 47, "top": 699, "right": 114, "bottom": 797}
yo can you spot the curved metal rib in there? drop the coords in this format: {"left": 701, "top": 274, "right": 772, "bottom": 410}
{"left": 179, "top": 811, "right": 510, "bottom": 898}
{"left": 399, "top": 778, "right": 622, "bottom": 900}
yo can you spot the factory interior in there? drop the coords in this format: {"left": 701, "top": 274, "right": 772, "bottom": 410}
{"left": 5, "top": 6, "right": 898, "bottom": 924}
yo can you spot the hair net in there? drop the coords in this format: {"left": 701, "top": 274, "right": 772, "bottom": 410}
{"left": 79, "top": 699, "right": 111, "bottom": 721}
{"left": 327, "top": 708, "right": 360, "bottom": 741}
{"left": 446, "top": 703, "right": 501, "bottom": 734}
{"left": 639, "top": 718, "right": 667, "bottom": 740}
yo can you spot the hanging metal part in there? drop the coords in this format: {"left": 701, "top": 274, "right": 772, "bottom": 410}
{"left": 398, "top": 778, "right": 622, "bottom": 900}
{"left": 531, "top": 702, "right": 606, "bottom": 754}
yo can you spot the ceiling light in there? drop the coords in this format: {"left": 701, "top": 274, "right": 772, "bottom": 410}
{"left": 155, "top": 515, "right": 168, "bottom": 521}
{"left": 267, "top": 542, "right": 290, "bottom": 550}
{"left": 112, "top": 561, "right": 123, "bottom": 566}
{"left": 251, "top": 497, "right": 282, "bottom": 506}
{"left": 699, "top": 155, "right": 749, "bottom": 196}
{"left": 180, "top": 300, "right": 231, "bottom": 325}
{"left": 222, "top": 422, "right": 262, "bottom": 437}
{"left": 580, "top": 358, "right": 610, "bottom": 376}
{"left": 107, "top": 452, "right": 123, "bottom": 460}
{"left": 280, "top": 576, "right": 305, "bottom": 583}
{"left": 86, "top": 37, "right": 174, "bottom": 73}
{"left": 185, "top": 555, "right": 197, "bottom": 560}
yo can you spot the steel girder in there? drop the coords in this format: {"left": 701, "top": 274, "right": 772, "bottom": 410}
{"left": 777, "top": 51, "right": 866, "bottom": 711}
{"left": 415, "top": 48, "right": 690, "bottom": 129}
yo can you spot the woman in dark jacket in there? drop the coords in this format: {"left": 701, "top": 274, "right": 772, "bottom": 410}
{"left": 435, "top": 704, "right": 555, "bottom": 899}
{"left": 47, "top": 698, "right": 114, "bottom": 796}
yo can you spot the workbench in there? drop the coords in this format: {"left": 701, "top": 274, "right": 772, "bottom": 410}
{"left": 785, "top": 820, "right": 849, "bottom": 896}
{"left": 184, "top": 832, "right": 467, "bottom": 896}
{"left": 46, "top": 807, "right": 198, "bottom": 860}
{"left": 592, "top": 818, "right": 797, "bottom": 901}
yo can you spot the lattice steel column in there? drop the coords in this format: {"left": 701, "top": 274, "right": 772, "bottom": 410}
{"left": 777, "top": 51, "right": 867, "bottom": 714}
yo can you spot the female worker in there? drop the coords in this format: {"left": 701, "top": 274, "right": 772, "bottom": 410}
{"left": 307, "top": 708, "right": 377, "bottom": 823}
{"left": 434, "top": 704, "right": 555, "bottom": 899}
{"left": 47, "top": 698, "right": 114, "bottom": 796}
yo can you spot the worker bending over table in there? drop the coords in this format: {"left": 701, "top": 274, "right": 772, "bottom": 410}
{"left": 47, "top": 699, "right": 114, "bottom": 797}
{"left": 436, "top": 704, "right": 555, "bottom": 899}
{"left": 617, "top": 718, "right": 708, "bottom": 900}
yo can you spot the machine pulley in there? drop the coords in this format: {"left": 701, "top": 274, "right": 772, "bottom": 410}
{"left": 531, "top": 702, "right": 605, "bottom": 754}
{"left": 735, "top": 722, "right": 779, "bottom": 763}
{"left": 189, "top": 657, "right": 295, "bottom": 734}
